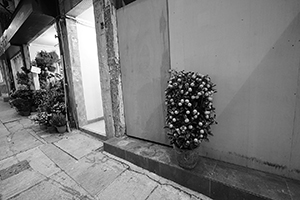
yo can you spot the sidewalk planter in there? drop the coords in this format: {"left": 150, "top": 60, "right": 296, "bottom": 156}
{"left": 50, "top": 113, "right": 67, "bottom": 133}
{"left": 174, "top": 145, "right": 200, "bottom": 169}
{"left": 56, "top": 125, "right": 67, "bottom": 133}
{"left": 165, "top": 70, "right": 217, "bottom": 169}
{"left": 9, "top": 88, "right": 33, "bottom": 116}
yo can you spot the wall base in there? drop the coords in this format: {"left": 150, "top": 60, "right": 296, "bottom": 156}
{"left": 104, "top": 136, "right": 300, "bottom": 200}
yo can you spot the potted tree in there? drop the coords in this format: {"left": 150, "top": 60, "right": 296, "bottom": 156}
{"left": 165, "top": 69, "right": 217, "bottom": 169}
{"left": 50, "top": 113, "right": 67, "bottom": 133}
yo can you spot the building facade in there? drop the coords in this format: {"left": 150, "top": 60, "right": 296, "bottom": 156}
{"left": 1, "top": 0, "right": 300, "bottom": 182}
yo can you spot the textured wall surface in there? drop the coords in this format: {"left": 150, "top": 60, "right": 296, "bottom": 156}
{"left": 169, "top": 0, "right": 300, "bottom": 179}
{"left": 117, "top": 0, "right": 170, "bottom": 145}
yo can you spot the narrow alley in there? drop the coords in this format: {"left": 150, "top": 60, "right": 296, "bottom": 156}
{"left": 0, "top": 99, "right": 210, "bottom": 200}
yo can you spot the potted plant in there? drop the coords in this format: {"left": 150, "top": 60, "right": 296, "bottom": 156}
{"left": 50, "top": 113, "right": 67, "bottom": 133}
{"left": 165, "top": 69, "right": 217, "bottom": 169}
{"left": 9, "top": 87, "right": 33, "bottom": 116}
{"left": 32, "top": 111, "right": 51, "bottom": 128}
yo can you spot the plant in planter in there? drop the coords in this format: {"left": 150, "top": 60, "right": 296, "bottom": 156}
{"left": 32, "top": 111, "right": 51, "bottom": 127}
{"left": 165, "top": 69, "right": 217, "bottom": 169}
{"left": 50, "top": 113, "right": 67, "bottom": 133}
{"left": 9, "top": 87, "right": 33, "bottom": 116}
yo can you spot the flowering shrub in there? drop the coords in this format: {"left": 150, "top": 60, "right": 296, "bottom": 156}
{"left": 32, "top": 80, "right": 66, "bottom": 126}
{"left": 32, "top": 111, "right": 50, "bottom": 125}
{"left": 165, "top": 70, "right": 217, "bottom": 150}
{"left": 51, "top": 102, "right": 66, "bottom": 114}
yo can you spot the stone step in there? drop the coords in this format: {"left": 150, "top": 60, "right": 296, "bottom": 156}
{"left": 0, "top": 93, "right": 10, "bottom": 102}
{"left": 104, "top": 137, "right": 300, "bottom": 200}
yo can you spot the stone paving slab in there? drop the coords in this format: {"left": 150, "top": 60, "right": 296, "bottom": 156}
{"left": 54, "top": 133, "right": 103, "bottom": 160}
{"left": 0, "top": 109, "right": 21, "bottom": 123}
{"left": 0, "top": 169, "right": 46, "bottom": 199}
{"left": 147, "top": 185, "right": 200, "bottom": 200}
{"left": 8, "top": 129, "right": 43, "bottom": 155}
{"left": 9, "top": 177, "right": 90, "bottom": 200}
{"left": 68, "top": 155, "right": 127, "bottom": 196}
{"left": 0, "top": 160, "right": 30, "bottom": 181}
{"left": 0, "top": 123, "right": 10, "bottom": 137}
{"left": 0, "top": 136, "right": 13, "bottom": 160}
{"left": 16, "top": 147, "right": 61, "bottom": 178}
{"left": 97, "top": 169, "right": 158, "bottom": 200}
{"left": 0, "top": 156, "right": 18, "bottom": 171}
{"left": 39, "top": 144, "right": 78, "bottom": 172}
{"left": 49, "top": 171, "right": 95, "bottom": 200}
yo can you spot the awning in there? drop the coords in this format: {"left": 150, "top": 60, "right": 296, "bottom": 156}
{"left": 0, "top": 0, "right": 58, "bottom": 56}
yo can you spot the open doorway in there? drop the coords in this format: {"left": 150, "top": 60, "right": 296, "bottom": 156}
{"left": 75, "top": 6, "right": 105, "bottom": 137}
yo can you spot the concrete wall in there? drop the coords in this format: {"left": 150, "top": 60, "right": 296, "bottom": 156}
{"left": 76, "top": 8, "right": 103, "bottom": 121}
{"left": 169, "top": 0, "right": 300, "bottom": 179}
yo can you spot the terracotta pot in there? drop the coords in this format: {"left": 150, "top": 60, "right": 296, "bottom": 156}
{"left": 56, "top": 125, "right": 67, "bottom": 133}
{"left": 173, "top": 145, "right": 200, "bottom": 169}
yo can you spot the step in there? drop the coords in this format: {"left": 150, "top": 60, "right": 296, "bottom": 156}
{"left": 104, "top": 137, "right": 300, "bottom": 200}
{"left": 0, "top": 93, "right": 10, "bottom": 102}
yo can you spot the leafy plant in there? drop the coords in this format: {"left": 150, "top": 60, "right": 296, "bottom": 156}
{"left": 33, "top": 50, "right": 59, "bottom": 89}
{"left": 50, "top": 113, "right": 66, "bottom": 127}
{"left": 32, "top": 111, "right": 50, "bottom": 125}
{"left": 165, "top": 70, "right": 217, "bottom": 150}
{"left": 16, "top": 66, "right": 32, "bottom": 89}
{"left": 9, "top": 88, "right": 33, "bottom": 112}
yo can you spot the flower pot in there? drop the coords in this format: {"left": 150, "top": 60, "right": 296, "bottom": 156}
{"left": 39, "top": 124, "right": 48, "bottom": 129}
{"left": 56, "top": 125, "right": 66, "bottom": 133}
{"left": 173, "top": 145, "right": 199, "bottom": 169}
{"left": 19, "top": 110, "right": 31, "bottom": 116}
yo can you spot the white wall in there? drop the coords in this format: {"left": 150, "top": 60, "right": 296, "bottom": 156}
{"left": 76, "top": 15, "right": 103, "bottom": 121}
{"left": 169, "top": 0, "right": 300, "bottom": 179}
{"left": 29, "top": 43, "right": 60, "bottom": 62}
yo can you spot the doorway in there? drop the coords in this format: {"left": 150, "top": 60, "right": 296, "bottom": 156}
{"left": 75, "top": 6, "right": 105, "bottom": 137}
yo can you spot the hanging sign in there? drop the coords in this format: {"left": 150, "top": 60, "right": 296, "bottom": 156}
{"left": 31, "top": 66, "right": 41, "bottom": 74}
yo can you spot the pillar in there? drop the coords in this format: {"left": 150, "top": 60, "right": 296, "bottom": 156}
{"left": 56, "top": 17, "right": 88, "bottom": 128}
{"left": 93, "top": 0, "right": 125, "bottom": 138}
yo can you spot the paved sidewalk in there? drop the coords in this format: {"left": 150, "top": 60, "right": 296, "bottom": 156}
{"left": 0, "top": 101, "right": 211, "bottom": 200}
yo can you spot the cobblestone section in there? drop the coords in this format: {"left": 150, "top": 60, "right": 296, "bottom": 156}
{"left": 0, "top": 102, "right": 210, "bottom": 200}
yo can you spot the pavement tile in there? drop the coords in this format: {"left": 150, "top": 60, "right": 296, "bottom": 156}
{"left": 30, "top": 129, "right": 63, "bottom": 143}
{"left": 97, "top": 170, "right": 158, "bottom": 200}
{"left": 0, "top": 109, "right": 21, "bottom": 123}
{"left": 8, "top": 129, "right": 43, "bottom": 154}
{"left": 0, "top": 136, "right": 13, "bottom": 160}
{"left": 39, "top": 144, "right": 78, "bottom": 171}
{"left": 18, "top": 118, "right": 34, "bottom": 129}
{"left": 16, "top": 147, "right": 61, "bottom": 178}
{"left": 68, "top": 157, "right": 127, "bottom": 196}
{"left": 0, "top": 169, "right": 46, "bottom": 199}
{"left": 286, "top": 179, "right": 300, "bottom": 200}
{"left": 9, "top": 177, "right": 93, "bottom": 200}
{"left": 147, "top": 185, "right": 203, "bottom": 200}
{"left": 54, "top": 133, "right": 103, "bottom": 160}
{"left": 0, "top": 123, "right": 10, "bottom": 137}
{"left": 0, "top": 155, "right": 18, "bottom": 171}
{"left": 50, "top": 171, "right": 95, "bottom": 199}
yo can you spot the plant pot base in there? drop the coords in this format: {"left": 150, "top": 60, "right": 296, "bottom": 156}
{"left": 174, "top": 145, "right": 199, "bottom": 169}
{"left": 19, "top": 111, "right": 31, "bottom": 116}
{"left": 56, "top": 125, "right": 66, "bottom": 133}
